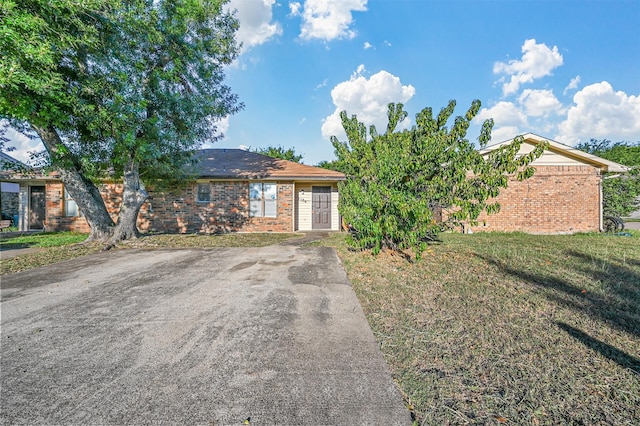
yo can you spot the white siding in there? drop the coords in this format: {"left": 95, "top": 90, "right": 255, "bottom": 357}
{"left": 295, "top": 182, "right": 340, "bottom": 231}
{"left": 296, "top": 183, "right": 312, "bottom": 231}
{"left": 519, "top": 141, "right": 586, "bottom": 166}
{"left": 331, "top": 186, "right": 340, "bottom": 230}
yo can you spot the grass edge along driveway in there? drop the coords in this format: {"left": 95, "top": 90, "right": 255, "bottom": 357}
{"left": 3, "top": 230, "right": 639, "bottom": 424}
{"left": 319, "top": 232, "right": 640, "bottom": 425}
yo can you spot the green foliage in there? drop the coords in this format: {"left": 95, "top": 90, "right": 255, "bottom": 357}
{"left": 0, "top": 0, "right": 109, "bottom": 128}
{"left": 316, "top": 159, "right": 345, "bottom": 172}
{"left": 576, "top": 139, "right": 640, "bottom": 166}
{"left": 1, "top": 0, "right": 242, "bottom": 238}
{"left": 332, "top": 100, "right": 546, "bottom": 257}
{"left": 1, "top": 0, "right": 241, "bottom": 181}
{"left": 1, "top": 232, "right": 88, "bottom": 248}
{"left": 576, "top": 139, "right": 640, "bottom": 217}
{"left": 250, "top": 145, "right": 303, "bottom": 163}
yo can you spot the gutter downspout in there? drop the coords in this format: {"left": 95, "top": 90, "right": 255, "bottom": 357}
{"left": 599, "top": 172, "right": 603, "bottom": 232}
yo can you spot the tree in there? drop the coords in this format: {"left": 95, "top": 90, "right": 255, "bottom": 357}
{"left": 316, "top": 159, "right": 345, "bottom": 172}
{"left": 332, "top": 101, "right": 545, "bottom": 257}
{"left": 576, "top": 139, "right": 640, "bottom": 217}
{"left": 0, "top": 0, "right": 242, "bottom": 242}
{"left": 251, "top": 145, "right": 303, "bottom": 163}
{"left": 1, "top": 0, "right": 119, "bottom": 240}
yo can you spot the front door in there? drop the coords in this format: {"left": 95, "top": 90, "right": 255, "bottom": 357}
{"left": 312, "top": 186, "right": 331, "bottom": 230}
{"left": 29, "top": 186, "right": 46, "bottom": 230}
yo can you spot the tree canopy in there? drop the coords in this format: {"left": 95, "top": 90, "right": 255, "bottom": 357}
{"left": 332, "top": 101, "right": 545, "bottom": 257}
{"left": 576, "top": 139, "right": 640, "bottom": 217}
{"left": 251, "top": 145, "right": 303, "bottom": 163}
{"left": 0, "top": 0, "right": 242, "bottom": 242}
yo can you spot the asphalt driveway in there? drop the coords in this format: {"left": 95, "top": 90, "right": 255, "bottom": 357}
{"left": 0, "top": 245, "right": 410, "bottom": 425}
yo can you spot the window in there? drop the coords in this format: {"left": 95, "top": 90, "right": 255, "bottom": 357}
{"left": 197, "top": 183, "right": 210, "bottom": 202}
{"left": 249, "top": 182, "right": 277, "bottom": 217}
{"left": 64, "top": 188, "right": 79, "bottom": 217}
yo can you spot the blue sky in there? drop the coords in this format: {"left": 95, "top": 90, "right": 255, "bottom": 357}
{"left": 6, "top": 0, "right": 640, "bottom": 165}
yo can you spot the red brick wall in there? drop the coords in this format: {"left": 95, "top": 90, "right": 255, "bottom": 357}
{"left": 461, "top": 165, "right": 601, "bottom": 234}
{"left": 44, "top": 181, "right": 120, "bottom": 233}
{"left": 45, "top": 180, "right": 294, "bottom": 234}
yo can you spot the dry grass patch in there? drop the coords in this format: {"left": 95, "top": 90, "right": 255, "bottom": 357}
{"left": 322, "top": 232, "right": 640, "bottom": 425}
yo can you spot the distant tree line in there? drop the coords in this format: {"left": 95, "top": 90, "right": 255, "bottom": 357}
{"left": 576, "top": 139, "right": 640, "bottom": 217}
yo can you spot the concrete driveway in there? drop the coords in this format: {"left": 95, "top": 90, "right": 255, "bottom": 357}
{"left": 1, "top": 245, "right": 410, "bottom": 425}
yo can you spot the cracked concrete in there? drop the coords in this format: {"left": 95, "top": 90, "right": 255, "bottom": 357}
{"left": 1, "top": 245, "right": 410, "bottom": 425}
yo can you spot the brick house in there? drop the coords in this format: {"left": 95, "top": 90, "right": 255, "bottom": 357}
{"left": 1, "top": 152, "right": 24, "bottom": 224}
{"left": 7, "top": 149, "right": 346, "bottom": 233}
{"left": 459, "top": 133, "right": 628, "bottom": 234}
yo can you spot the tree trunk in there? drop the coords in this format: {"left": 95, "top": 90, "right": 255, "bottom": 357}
{"left": 32, "top": 125, "right": 115, "bottom": 241}
{"left": 109, "top": 160, "right": 148, "bottom": 243}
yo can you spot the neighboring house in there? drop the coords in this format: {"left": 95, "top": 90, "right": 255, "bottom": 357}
{"left": 459, "top": 133, "right": 629, "bottom": 234}
{"left": 6, "top": 149, "right": 346, "bottom": 233}
{"left": 1, "top": 152, "right": 26, "bottom": 224}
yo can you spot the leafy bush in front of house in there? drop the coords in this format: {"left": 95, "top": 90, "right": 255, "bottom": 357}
{"left": 331, "top": 101, "right": 545, "bottom": 257}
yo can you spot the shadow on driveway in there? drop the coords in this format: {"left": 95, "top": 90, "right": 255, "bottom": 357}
{"left": 1, "top": 245, "right": 410, "bottom": 425}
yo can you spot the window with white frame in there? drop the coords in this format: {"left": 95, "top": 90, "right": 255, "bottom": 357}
{"left": 197, "top": 183, "right": 210, "bottom": 202}
{"left": 249, "top": 182, "right": 277, "bottom": 217}
{"left": 64, "top": 187, "right": 79, "bottom": 217}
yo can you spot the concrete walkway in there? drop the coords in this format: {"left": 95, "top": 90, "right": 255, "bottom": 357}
{"left": 1, "top": 246, "right": 410, "bottom": 425}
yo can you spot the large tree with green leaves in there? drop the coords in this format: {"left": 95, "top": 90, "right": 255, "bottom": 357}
{"left": 576, "top": 139, "right": 640, "bottom": 217}
{"left": 0, "top": 0, "right": 241, "bottom": 242}
{"left": 332, "top": 101, "right": 545, "bottom": 257}
{"left": 250, "top": 145, "right": 303, "bottom": 163}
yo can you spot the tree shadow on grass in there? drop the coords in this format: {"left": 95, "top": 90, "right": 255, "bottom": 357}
{"left": 476, "top": 250, "right": 640, "bottom": 339}
{"left": 556, "top": 322, "right": 640, "bottom": 374}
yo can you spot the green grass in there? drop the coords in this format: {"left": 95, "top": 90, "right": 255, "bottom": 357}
{"left": 321, "top": 232, "right": 640, "bottom": 425}
{"left": 0, "top": 232, "right": 302, "bottom": 275}
{"left": 0, "top": 231, "right": 88, "bottom": 248}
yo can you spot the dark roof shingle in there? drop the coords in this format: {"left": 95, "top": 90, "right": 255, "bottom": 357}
{"left": 195, "top": 149, "right": 345, "bottom": 181}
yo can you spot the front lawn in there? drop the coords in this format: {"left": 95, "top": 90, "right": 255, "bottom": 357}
{"left": 322, "top": 232, "right": 640, "bottom": 425}
{"left": 0, "top": 231, "right": 88, "bottom": 248}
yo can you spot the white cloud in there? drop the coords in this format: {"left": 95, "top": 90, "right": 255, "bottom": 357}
{"left": 1, "top": 125, "right": 43, "bottom": 164}
{"left": 517, "top": 89, "right": 562, "bottom": 117}
{"left": 315, "top": 79, "right": 328, "bottom": 90}
{"left": 557, "top": 81, "right": 640, "bottom": 144}
{"left": 289, "top": 2, "right": 301, "bottom": 16}
{"left": 493, "top": 39, "right": 563, "bottom": 96}
{"left": 321, "top": 65, "right": 416, "bottom": 140}
{"left": 490, "top": 126, "right": 522, "bottom": 144}
{"left": 353, "top": 64, "right": 365, "bottom": 76}
{"left": 298, "top": 0, "right": 368, "bottom": 41}
{"left": 227, "top": 0, "right": 282, "bottom": 52}
{"left": 475, "top": 101, "right": 529, "bottom": 143}
{"left": 563, "top": 75, "right": 581, "bottom": 95}
{"left": 363, "top": 41, "right": 372, "bottom": 50}
{"left": 476, "top": 101, "right": 528, "bottom": 128}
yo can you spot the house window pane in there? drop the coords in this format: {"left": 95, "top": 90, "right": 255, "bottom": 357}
{"left": 197, "top": 183, "right": 210, "bottom": 202}
{"left": 64, "top": 188, "right": 79, "bottom": 217}
{"left": 250, "top": 200, "right": 263, "bottom": 217}
{"left": 263, "top": 183, "right": 277, "bottom": 217}
{"left": 249, "top": 183, "right": 263, "bottom": 200}
{"left": 264, "top": 199, "right": 277, "bottom": 217}
{"left": 249, "top": 182, "right": 277, "bottom": 218}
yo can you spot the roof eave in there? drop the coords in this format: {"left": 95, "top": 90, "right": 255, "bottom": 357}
{"left": 480, "top": 133, "right": 630, "bottom": 173}
{"left": 200, "top": 175, "right": 346, "bottom": 181}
